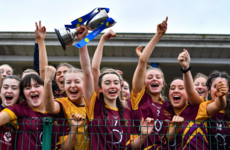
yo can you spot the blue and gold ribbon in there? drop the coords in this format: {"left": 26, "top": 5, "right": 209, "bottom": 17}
{"left": 75, "top": 17, "right": 115, "bottom": 48}
{"left": 65, "top": 8, "right": 110, "bottom": 29}
{"left": 65, "top": 8, "right": 96, "bottom": 28}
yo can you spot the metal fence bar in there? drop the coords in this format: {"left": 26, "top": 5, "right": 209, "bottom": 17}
{"left": 42, "top": 117, "right": 53, "bottom": 150}
{"left": 0, "top": 119, "right": 230, "bottom": 149}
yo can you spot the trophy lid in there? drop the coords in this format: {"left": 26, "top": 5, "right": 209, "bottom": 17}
{"left": 86, "top": 9, "right": 109, "bottom": 30}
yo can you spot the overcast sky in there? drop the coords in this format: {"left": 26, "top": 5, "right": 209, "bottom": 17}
{"left": 0, "top": 0, "right": 229, "bottom": 34}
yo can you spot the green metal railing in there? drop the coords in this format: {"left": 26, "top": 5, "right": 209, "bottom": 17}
{"left": 0, "top": 118, "right": 229, "bottom": 150}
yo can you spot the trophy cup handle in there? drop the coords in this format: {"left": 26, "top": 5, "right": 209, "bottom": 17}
{"left": 72, "top": 30, "right": 81, "bottom": 36}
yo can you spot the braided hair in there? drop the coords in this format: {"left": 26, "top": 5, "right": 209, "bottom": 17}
{"left": 98, "top": 71, "right": 125, "bottom": 124}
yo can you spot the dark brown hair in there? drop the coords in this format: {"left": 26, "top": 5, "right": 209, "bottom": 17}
{"left": 98, "top": 71, "right": 125, "bottom": 124}
{"left": 194, "top": 72, "right": 208, "bottom": 81}
{"left": 20, "top": 74, "right": 44, "bottom": 100}
{"left": 206, "top": 71, "right": 230, "bottom": 120}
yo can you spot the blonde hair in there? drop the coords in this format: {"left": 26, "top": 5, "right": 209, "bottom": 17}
{"left": 194, "top": 72, "right": 208, "bottom": 82}
{"left": 0, "top": 64, "right": 13, "bottom": 74}
{"left": 63, "top": 67, "right": 83, "bottom": 83}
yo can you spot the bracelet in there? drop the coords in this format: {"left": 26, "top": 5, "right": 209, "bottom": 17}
{"left": 180, "top": 66, "right": 192, "bottom": 73}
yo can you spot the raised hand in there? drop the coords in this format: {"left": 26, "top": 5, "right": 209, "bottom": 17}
{"left": 35, "top": 21, "right": 46, "bottom": 40}
{"left": 136, "top": 46, "right": 142, "bottom": 57}
{"left": 140, "top": 117, "right": 154, "bottom": 135}
{"left": 171, "top": 116, "right": 184, "bottom": 126}
{"left": 76, "top": 25, "right": 88, "bottom": 41}
{"left": 157, "top": 17, "right": 168, "bottom": 35}
{"left": 71, "top": 113, "right": 85, "bottom": 130}
{"left": 216, "top": 81, "right": 228, "bottom": 98}
{"left": 44, "top": 66, "right": 56, "bottom": 82}
{"left": 177, "top": 49, "right": 191, "bottom": 70}
{"left": 101, "top": 29, "right": 116, "bottom": 40}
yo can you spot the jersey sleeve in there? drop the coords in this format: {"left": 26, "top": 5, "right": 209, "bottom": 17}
{"left": 55, "top": 98, "right": 72, "bottom": 124}
{"left": 130, "top": 134, "right": 139, "bottom": 141}
{"left": 131, "top": 88, "right": 146, "bottom": 110}
{"left": 55, "top": 98, "right": 68, "bottom": 115}
{"left": 200, "top": 96, "right": 205, "bottom": 103}
{"left": 85, "top": 92, "right": 97, "bottom": 120}
{"left": 33, "top": 42, "right": 40, "bottom": 74}
{"left": 195, "top": 101, "right": 213, "bottom": 121}
{"left": 2, "top": 108, "right": 17, "bottom": 120}
{"left": 6, "top": 104, "right": 27, "bottom": 118}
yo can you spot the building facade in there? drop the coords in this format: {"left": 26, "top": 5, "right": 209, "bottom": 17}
{"left": 0, "top": 32, "right": 230, "bottom": 96}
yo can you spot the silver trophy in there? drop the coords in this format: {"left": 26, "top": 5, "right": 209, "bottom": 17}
{"left": 55, "top": 9, "right": 115, "bottom": 50}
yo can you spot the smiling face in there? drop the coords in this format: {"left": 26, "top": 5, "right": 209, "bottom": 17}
{"left": 122, "top": 81, "right": 130, "bottom": 99}
{"left": 99, "top": 74, "right": 121, "bottom": 101}
{"left": 23, "top": 79, "right": 44, "bottom": 108}
{"left": 145, "top": 69, "right": 164, "bottom": 95}
{"left": 169, "top": 79, "right": 188, "bottom": 109}
{"left": 64, "top": 72, "right": 83, "bottom": 101}
{"left": 0, "top": 65, "right": 13, "bottom": 79}
{"left": 55, "top": 66, "right": 69, "bottom": 92}
{"left": 194, "top": 77, "right": 208, "bottom": 100}
{"left": 209, "top": 77, "right": 229, "bottom": 101}
{"left": 1, "top": 78, "right": 20, "bottom": 107}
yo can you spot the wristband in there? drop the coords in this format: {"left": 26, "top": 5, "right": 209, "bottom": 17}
{"left": 180, "top": 66, "right": 192, "bottom": 73}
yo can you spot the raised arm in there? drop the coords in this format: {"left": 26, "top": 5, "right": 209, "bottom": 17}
{"left": 43, "top": 66, "right": 61, "bottom": 114}
{"left": 35, "top": 21, "right": 48, "bottom": 80}
{"left": 92, "top": 29, "right": 116, "bottom": 93}
{"left": 132, "top": 17, "right": 168, "bottom": 94}
{"left": 0, "top": 111, "right": 11, "bottom": 126}
{"left": 33, "top": 38, "right": 40, "bottom": 74}
{"left": 178, "top": 49, "right": 201, "bottom": 106}
{"left": 206, "top": 81, "right": 227, "bottom": 116}
{"left": 77, "top": 25, "right": 94, "bottom": 105}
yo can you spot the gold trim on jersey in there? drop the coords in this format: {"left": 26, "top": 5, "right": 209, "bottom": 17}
{"left": 105, "top": 102, "right": 118, "bottom": 111}
{"left": 177, "top": 104, "right": 189, "bottom": 116}
{"left": 183, "top": 122, "right": 208, "bottom": 149}
{"left": 2, "top": 108, "right": 17, "bottom": 120}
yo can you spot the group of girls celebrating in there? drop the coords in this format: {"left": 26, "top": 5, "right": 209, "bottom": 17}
{"left": 0, "top": 16, "right": 229, "bottom": 150}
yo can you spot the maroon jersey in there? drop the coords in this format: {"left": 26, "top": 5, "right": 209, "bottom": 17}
{"left": 126, "top": 99, "right": 131, "bottom": 109}
{"left": 131, "top": 88, "right": 174, "bottom": 150}
{"left": 2, "top": 101, "right": 69, "bottom": 150}
{"left": 86, "top": 92, "right": 133, "bottom": 150}
{"left": 0, "top": 104, "right": 15, "bottom": 150}
{"left": 170, "top": 100, "right": 210, "bottom": 150}
{"left": 208, "top": 100, "right": 230, "bottom": 149}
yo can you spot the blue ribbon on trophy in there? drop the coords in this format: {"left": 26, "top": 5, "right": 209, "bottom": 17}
{"left": 75, "top": 18, "right": 114, "bottom": 48}
{"left": 54, "top": 7, "right": 115, "bottom": 50}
